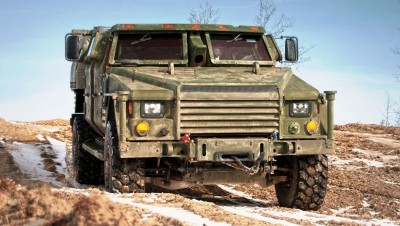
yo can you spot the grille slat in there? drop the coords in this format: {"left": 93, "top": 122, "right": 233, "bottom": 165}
{"left": 180, "top": 127, "right": 277, "bottom": 134}
{"left": 180, "top": 101, "right": 279, "bottom": 108}
{"left": 181, "top": 108, "right": 279, "bottom": 115}
{"left": 181, "top": 121, "right": 279, "bottom": 128}
{"left": 180, "top": 99, "right": 279, "bottom": 135}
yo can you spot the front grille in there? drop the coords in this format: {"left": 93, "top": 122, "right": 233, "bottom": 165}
{"left": 179, "top": 99, "right": 280, "bottom": 135}
{"left": 181, "top": 85, "right": 277, "bottom": 93}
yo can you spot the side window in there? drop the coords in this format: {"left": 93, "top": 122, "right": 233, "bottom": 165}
{"left": 86, "top": 35, "right": 96, "bottom": 58}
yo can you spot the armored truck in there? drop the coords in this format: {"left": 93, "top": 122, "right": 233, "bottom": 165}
{"left": 65, "top": 24, "right": 336, "bottom": 210}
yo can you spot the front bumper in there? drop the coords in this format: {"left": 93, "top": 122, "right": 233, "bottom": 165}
{"left": 119, "top": 138, "right": 334, "bottom": 159}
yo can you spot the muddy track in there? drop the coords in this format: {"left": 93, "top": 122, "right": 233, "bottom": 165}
{"left": 0, "top": 146, "right": 26, "bottom": 182}
{"left": 1, "top": 119, "right": 400, "bottom": 225}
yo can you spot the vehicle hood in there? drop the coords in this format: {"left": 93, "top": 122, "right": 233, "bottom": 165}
{"left": 108, "top": 67, "right": 320, "bottom": 100}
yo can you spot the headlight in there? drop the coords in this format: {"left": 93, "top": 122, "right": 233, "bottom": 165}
{"left": 289, "top": 101, "right": 312, "bottom": 117}
{"left": 141, "top": 101, "right": 165, "bottom": 118}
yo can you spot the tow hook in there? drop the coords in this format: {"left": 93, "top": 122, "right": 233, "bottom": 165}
{"left": 223, "top": 152, "right": 265, "bottom": 175}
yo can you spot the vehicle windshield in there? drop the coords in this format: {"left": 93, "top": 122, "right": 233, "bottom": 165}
{"left": 114, "top": 33, "right": 184, "bottom": 61}
{"left": 210, "top": 34, "right": 271, "bottom": 61}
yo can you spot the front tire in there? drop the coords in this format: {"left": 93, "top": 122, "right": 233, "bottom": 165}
{"left": 71, "top": 115, "right": 103, "bottom": 185}
{"left": 104, "top": 120, "right": 145, "bottom": 193}
{"left": 275, "top": 155, "right": 328, "bottom": 210}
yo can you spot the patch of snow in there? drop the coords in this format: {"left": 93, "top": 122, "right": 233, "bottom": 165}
{"left": 353, "top": 158, "right": 385, "bottom": 167}
{"left": 52, "top": 187, "right": 90, "bottom": 196}
{"left": 352, "top": 148, "right": 380, "bottom": 156}
{"left": 217, "top": 185, "right": 253, "bottom": 198}
{"left": 380, "top": 155, "right": 399, "bottom": 162}
{"left": 9, "top": 142, "right": 53, "bottom": 179}
{"left": 352, "top": 149, "right": 399, "bottom": 162}
{"left": 108, "top": 193, "right": 230, "bottom": 226}
{"left": 141, "top": 197, "right": 155, "bottom": 203}
{"left": 369, "top": 211, "right": 379, "bottom": 216}
{"left": 220, "top": 206, "right": 298, "bottom": 226}
{"left": 37, "top": 126, "right": 60, "bottom": 133}
{"left": 330, "top": 206, "right": 354, "bottom": 215}
{"left": 382, "top": 180, "right": 400, "bottom": 185}
{"left": 141, "top": 213, "right": 153, "bottom": 221}
{"left": 36, "top": 134, "right": 46, "bottom": 142}
{"left": 331, "top": 156, "right": 384, "bottom": 168}
{"left": 329, "top": 185, "right": 351, "bottom": 191}
{"left": 47, "top": 136, "right": 67, "bottom": 175}
{"left": 215, "top": 184, "right": 398, "bottom": 225}
{"left": 362, "top": 199, "right": 370, "bottom": 208}
{"left": 264, "top": 208, "right": 398, "bottom": 226}
{"left": 217, "top": 184, "right": 270, "bottom": 205}
{"left": 8, "top": 137, "right": 68, "bottom": 187}
{"left": 7, "top": 120, "right": 20, "bottom": 125}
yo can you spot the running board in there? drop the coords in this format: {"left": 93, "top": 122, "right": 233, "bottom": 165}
{"left": 82, "top": 138, "right": 104, "bottom": 161}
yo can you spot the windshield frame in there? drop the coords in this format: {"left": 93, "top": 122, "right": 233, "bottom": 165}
{"left": 108, "top": 31, "right": 188, "bottom": 65}
{"left": 205, "top": 32, "right": 274, "bottom": 66}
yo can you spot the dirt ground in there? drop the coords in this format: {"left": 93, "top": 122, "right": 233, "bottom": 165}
{"left": 0, "top": 118, "right": 399, "bottom": 225}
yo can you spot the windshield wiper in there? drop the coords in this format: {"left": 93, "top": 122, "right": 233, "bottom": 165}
{"left": 115, "top": 59, "right": 139, "bottom": 66}
{"left": 226, "top": 34, "right": 242, "bottom": 42}
{"left": 131, "top": 33, "right": 152, "bottom": 45}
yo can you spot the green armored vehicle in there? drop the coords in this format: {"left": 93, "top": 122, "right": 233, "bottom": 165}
{"left": 65, "top": 24, "right": 336, "bottom": 210}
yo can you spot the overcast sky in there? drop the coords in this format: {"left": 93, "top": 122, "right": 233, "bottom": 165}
{"left": 0, "top": 0, "right": 399, "bottom": 125}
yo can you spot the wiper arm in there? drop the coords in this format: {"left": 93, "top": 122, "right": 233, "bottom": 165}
{"left": 131, "top": 33, "right": 152, "bottom": 45}
{"left": 115, "top": 59, "right": 139, "bottom": 66}
{"left": 226, "top": 34, "right": 242, "bottom": 42}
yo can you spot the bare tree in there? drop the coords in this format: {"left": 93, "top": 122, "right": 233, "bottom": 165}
{"left": 394, "top": 108, "right": 400, "bottom": 126}
{"left": 394, "top": 1, "right": 400, "bottom": 80}
{"left": 394, "top": 45, "right": 400, "bottom": 81}
{"left": 394, "top": 96, "right": 400, "bottom": 126}
{"left": 254, "top": 0, "right": 294, "bottom": 37}
{"left": 254, "top": 0, "right": 314, "bottom": 68}
{"left": 382, "top": 92, "right": 396, "bottom": 126}
{"left": 188, "top": 1, "right": 220, "bottom": 24}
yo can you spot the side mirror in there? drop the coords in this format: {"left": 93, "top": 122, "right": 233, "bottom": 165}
{"left": 284, "top": 37, "right": 298, "bottom": 62}
{"left": 65, "top": 35, "right": 80, "bottom": 61}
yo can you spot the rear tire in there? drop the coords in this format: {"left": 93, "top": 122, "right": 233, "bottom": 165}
{"left": 275, "top": 155, "right": 328, "bottom": 210}
{"left": 72, "top": 115, "right": 103, "bottom": 185}
{"left": 104, "top": 120, "right": 145, "bottom": 193}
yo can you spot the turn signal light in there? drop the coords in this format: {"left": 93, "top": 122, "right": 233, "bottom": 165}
{"left": 306, "top": 120, "right": 318, "bottom": 134}
{"left": 136, "top": 121, "right": 150, "bottom": 136}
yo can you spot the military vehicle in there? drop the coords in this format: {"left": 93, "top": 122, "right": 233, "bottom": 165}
{"left": 65, "top": 24, "right": 336, "bottom": 210}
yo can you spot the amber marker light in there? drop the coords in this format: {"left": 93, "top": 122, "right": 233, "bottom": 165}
{"left": 217, "top": 25, "right": 227, "bottom": 29}
{"left": 136, "top": 121, "right": 150, "bottom": 136}
{"left": 306, "top": 120, "right": 318, "bottom": 134}
{"left": 163, "top": 24, "right": 174, "bottom": 29}
{"left": 124, "top": 24, "right": 135, "bottom": 29}
{"left": 249, "top": 26, "right": 260, "bottom": 31}
{"left": 191, "top": 24, "right": 201, "bottom": 29}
